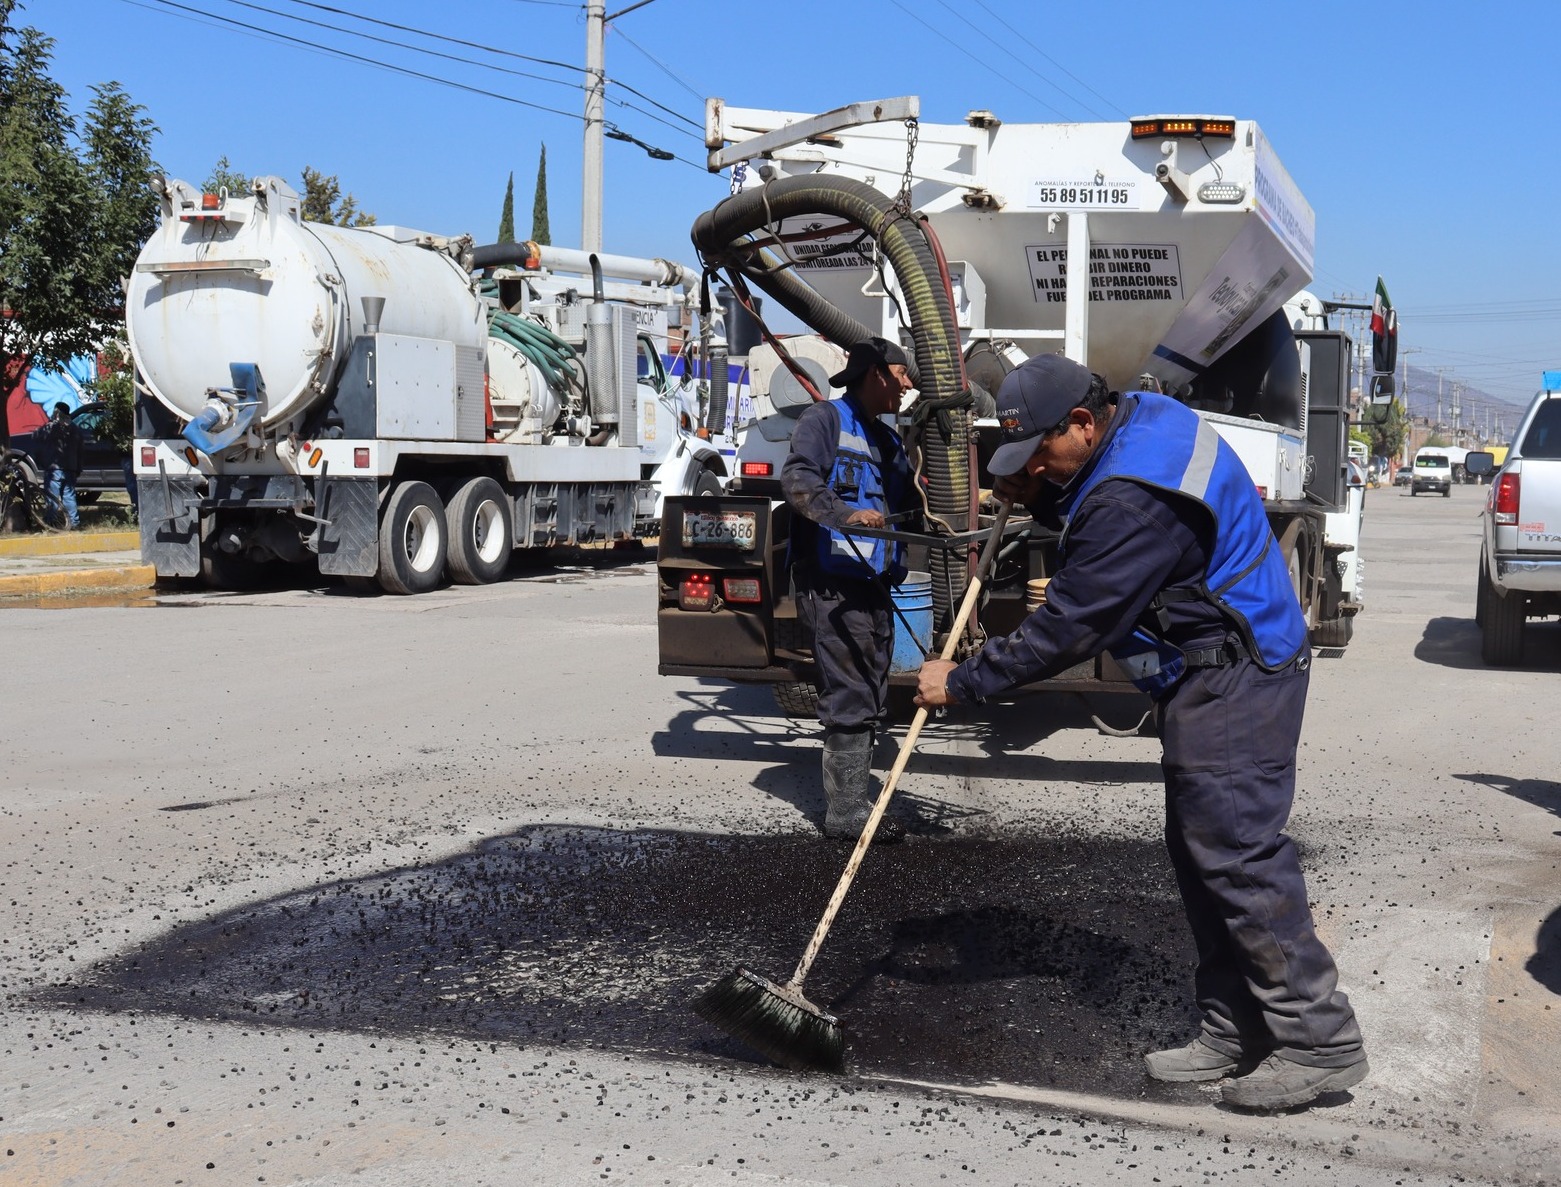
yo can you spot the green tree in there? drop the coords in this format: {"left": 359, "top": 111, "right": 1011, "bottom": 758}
{"left": 203, "top": 155, "right": 250, "bottom": 198}
{"left": 0, "top": 1, "right": 158, "bottom": 448}
{"left": 498, "top": 171, "right": 515, "bottom": 243}
{"left": 1362, "top": 399, "right": 1407, "bottom": 460}
{"left": 300, "top": 165, "right": 376, "bottom": 226}
{"left": 85, "top": 334, "right": 134, "bottom": 451}
{"left": 531, "top": 143, "right": 550, "bottom": 246}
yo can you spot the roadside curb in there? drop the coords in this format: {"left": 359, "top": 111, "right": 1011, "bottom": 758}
{"left": 0, "top": 564, "right": 156, "bottom": 599}
{"left": 0, "top": 530, "right": 140, "bottom": 557}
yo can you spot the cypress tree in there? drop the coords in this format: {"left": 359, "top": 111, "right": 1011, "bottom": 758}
{"left": 497, "top": 171, "right": 515, "bottom": 243}
{"left": 530, "top": 144, "right": 550, "bottom": 246}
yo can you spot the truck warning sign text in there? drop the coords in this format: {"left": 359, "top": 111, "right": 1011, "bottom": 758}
{"left": 1026, "top": 243, "right": 1184, "bottom": 305}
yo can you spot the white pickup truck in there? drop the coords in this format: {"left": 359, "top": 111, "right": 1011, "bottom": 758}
{"left": 1468, "top": 374, "right": 1561, "bottom": 664}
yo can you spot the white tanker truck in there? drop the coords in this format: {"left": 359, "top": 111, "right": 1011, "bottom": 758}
{"left": 657, "top": 98, "right": 1392, "bottom": 709}
{"left": 128, "top": 174, "right": 732, "bottom": 592}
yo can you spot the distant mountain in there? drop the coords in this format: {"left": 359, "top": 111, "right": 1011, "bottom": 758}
{"left": 1397, "top": 362, "right": 1529, "bottom": 442}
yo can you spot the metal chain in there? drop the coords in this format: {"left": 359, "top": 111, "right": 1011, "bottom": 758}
{"left": 730, "top": 159, "right": 748, "bottom": 196}
{"left": 896, "top": 117, "right": 919, "bottom": 214}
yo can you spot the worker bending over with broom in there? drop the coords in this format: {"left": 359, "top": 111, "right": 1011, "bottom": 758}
{"left": 780, "top": 337, "right": 918, "bottom": 845}
{"left": 914, "top": 354, "right": 1368, "bottom": 1111}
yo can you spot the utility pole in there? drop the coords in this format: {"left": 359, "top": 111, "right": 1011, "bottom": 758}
{"left": 582, "top": 0, "right": 605, "bottom": 253}
{"left": 581, "top": 0, "right": 660, "bottom": 253}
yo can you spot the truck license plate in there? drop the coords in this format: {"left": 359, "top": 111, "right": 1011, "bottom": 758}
{"left": 682, "top": 509, "right": 757, "bottom": 550}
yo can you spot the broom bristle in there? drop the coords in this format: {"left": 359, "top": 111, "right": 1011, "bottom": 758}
{"left": 692, "top": 966, "right": 845, "bottom": 1074}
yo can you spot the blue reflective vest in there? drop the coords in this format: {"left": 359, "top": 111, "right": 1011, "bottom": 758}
{"left": 812, "top": 396, "right": 909, "bottom": 582}
{"left": 1057, "top": 393, "right": 1308, "bottom": 696}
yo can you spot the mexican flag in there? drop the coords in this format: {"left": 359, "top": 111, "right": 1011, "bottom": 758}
{"left": 1369, "top": 276, "right": 1394, "bottom": 337}
{"left": 1370, "top": 275, "right": 1397, "bottom": 374}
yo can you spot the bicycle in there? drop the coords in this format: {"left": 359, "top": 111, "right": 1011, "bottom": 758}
{"left": 0, "top": 455, "right": 61, "bottom": 534}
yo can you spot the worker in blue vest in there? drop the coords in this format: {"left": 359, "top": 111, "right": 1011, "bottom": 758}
{"left": 914, "top": 353, "right": 1367, "bottom": 1110}
{"left": 781, "top": 337, "right": 918, "bottom": 844}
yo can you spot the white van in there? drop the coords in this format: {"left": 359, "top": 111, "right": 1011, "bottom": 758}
{"left": 1412, "top": 449, "right": 1453, "bottom": 496}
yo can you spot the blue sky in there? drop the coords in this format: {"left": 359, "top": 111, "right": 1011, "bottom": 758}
{"left": 21, "top": 0, "right": 1561, "bottom": 416}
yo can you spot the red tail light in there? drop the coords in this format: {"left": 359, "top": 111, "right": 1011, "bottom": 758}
{"left": 140, "top": 446, "right": 155, "bottom": 467}
{"left": 679, "top": 572, "right": 715, "bottom": 611}
{"left": 741, "top": 461, "right": 773, "bottom": 477}
{"left": 1494, "top": 472, "right": 1520, "bottom": 525}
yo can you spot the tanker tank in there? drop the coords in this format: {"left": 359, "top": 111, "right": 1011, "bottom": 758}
{"left": 126, "top": 175, "right": 487, "bottom": 435}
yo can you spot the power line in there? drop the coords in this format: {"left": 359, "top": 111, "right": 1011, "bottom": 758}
{"left": 609, "top": 25, "right": 703, "bottom": 103}
{"left": 929, "top": 0, "right": 1112, "bottom": 120}
{"left": 133, "top": 0, "right": 586, "bottom": 124}
{"left": 887, "top": 0, "right": 1070, "bottom": 120}
{"left": 271, "top": 0, "right": 579, "bottom": 73}
{"left": 124, "top": 0, "right": 703, "bottom": 167}
{"left": 215, "top": 0, "right": 580, "bottom": 93}
{"left": 968, "top": 0, "right": 1128, "bottom": 118}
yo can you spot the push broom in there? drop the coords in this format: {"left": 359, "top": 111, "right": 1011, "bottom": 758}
{"left": 693, "top": 501, "right": 1014, "bottom": 1073}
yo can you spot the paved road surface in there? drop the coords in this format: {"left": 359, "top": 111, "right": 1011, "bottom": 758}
{"left": 1, "top": 483, "right": 1556, "bottom": 1185}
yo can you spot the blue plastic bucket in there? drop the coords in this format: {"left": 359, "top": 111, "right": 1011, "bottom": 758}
{"left": 889, "top": 571, "right": 934, "bottom": 674}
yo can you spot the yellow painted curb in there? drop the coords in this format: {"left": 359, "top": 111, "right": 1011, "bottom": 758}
{"left": 0, "top": 564, "right": 156, "bottom": 599}
{"left": 0, "top": 530, "right": 140, "bottom": 557}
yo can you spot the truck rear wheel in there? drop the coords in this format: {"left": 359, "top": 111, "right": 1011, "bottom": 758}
{"left": 445, "top": 476, "right": 513, "bottom": 585}
{"left": 1480, "top": 569, "right": 1526, "bottom": 666}
{"left": 378, "top": 481, "right": 447, "bottom": 595}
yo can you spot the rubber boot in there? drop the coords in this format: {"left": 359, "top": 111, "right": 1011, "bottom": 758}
{"left": 822, "top": 726, "right": 904, "bottom": 844}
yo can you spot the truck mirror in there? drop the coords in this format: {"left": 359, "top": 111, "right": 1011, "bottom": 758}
{"left": 1464, "top": 451, "right": 1495, "bottom": 477}
{"left": 1368, "top": 372, "right": 1395, "bottom": 406}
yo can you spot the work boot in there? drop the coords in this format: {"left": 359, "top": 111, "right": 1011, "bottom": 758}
{"left": 1220, "top": 1054, "right": 1369, "bottom": 1110}
{"left": 821, "top": 726, "right": 904, "bottom": 844}
{"left": 1143, "top": 1037, "right": 1244, "bottom": 1083}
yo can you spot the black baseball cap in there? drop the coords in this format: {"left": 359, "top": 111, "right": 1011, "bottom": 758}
{"left": 830, "top": 336, "right": 910, "bottom": 388}
{"left": 986, "top": 354, "right": 1095, "bottom": 476}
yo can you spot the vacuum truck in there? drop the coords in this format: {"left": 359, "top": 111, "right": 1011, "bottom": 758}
{"left": 128, "top": 174, "right": 731, "bottom": 592}
{"left": 657, "top": 97, "right": 1389, "bottom": 710}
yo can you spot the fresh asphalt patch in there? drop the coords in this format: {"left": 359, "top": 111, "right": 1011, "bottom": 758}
{"left": 40, "top": 824, "right": 1206, "bottom": 1104}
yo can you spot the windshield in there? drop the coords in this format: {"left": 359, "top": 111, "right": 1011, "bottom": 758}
{"left": 1416, "top": 455, "right": 1448, "bottom": 467}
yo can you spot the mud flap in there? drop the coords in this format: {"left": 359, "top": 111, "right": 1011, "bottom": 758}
{"left": 138, "top": 475, "right": 200, "bottom": 577}
{"left": 316, "top": 477, "right": 380, "bottom": 576}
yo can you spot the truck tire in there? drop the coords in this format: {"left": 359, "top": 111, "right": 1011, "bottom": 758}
{"left": 691, "top": 465, "right": 722, "bottom": 497}
{"left": 445, "top": 476, "right": 513, "bottom": 585}
{"left": 378, "top": 481, "right": 447, "bottom": 595}
{"left": 1480, "top": 570, "right": 1526, "bottom": 666}
{"left": 773, "top": 681, "right": 820, "bottom": 718}
{"left": 1311, "top": 616, "right": 1353, "bottom": 648}
{"left": 1442, "top": 486, "right": 1451, "bottom": 497}
{"left": 1475, "top": 555, "right": 1487, "bottom": 628}
{"left": 1278, "top": 520, "right": 1317, "bottom": 630}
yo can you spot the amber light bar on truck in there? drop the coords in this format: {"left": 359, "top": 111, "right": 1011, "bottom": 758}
{"left": 1130, "top": 116, "right": 1237, "bottom": 140}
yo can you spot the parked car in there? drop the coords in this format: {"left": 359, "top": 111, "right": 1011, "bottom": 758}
{"left": 1468, "top": 385, "right": 1561, "bottom": 664}
{"left": 6, "top": 403, "right": 129, "bottom": 502}
{"left": 1411, "top": 449, "right": 1453, "bottom": 497}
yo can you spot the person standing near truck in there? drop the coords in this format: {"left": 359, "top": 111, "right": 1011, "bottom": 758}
{"left": 914, "top": 353, "right": 1367, "bottom": 1109}
{"left": 35, "top": 402, "right": 83, "bottom": 530}
{"left": 780, "top": 337, "right": 917, "bottom": 845}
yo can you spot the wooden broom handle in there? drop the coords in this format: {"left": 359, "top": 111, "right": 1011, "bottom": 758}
{"left": 788, "top": 501, "right": 1013, "bottom": 990}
